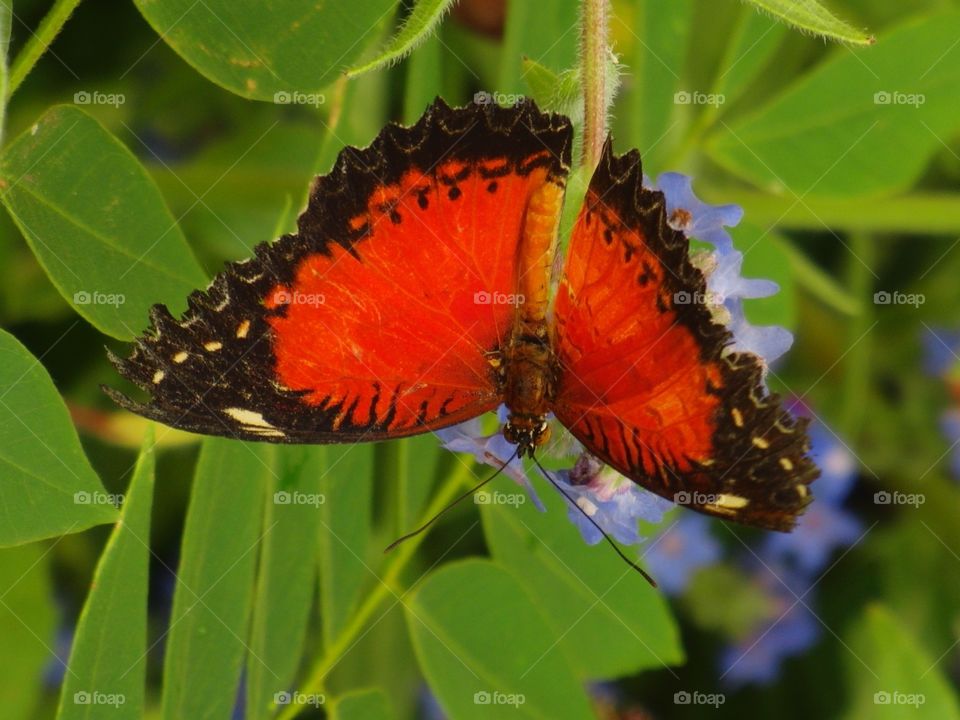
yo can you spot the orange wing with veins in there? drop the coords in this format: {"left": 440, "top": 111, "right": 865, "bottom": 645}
{"left": 551, "top": 142, "right": 817, "bottom": 530}
{"left": 106, "top": 99, "right": 572, "bottom": 443}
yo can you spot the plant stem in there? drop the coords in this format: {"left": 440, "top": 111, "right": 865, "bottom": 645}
{"left": 275, "top": 459, "right": 477, "bottom": 720}
{"left": 580, "top": 0, "right": 609, "bottom": 172}
{"left": 6, "top": 0, "right": 84, "bottom": 99}
{"left": 0, "top": 0, "right": 11, "bottom": 145}
{"left": 839, "top": 232, "right": 874, "bottom": 440}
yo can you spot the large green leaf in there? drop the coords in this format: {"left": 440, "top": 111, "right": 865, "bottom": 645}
{"left": 133, "top": 0, "right": 395, "bottom": 101}
{"left": 330, "top": 688, "right": 394, "bottom": 720}
{"left": 161, "top": 438, "right": 269, "bottom": 720}
{"left": 246, "top": 446, "right": 324, "bottom": 719}
{"left": 624, "top": 0, "right": 693, "bottom": 171}
{"left": 481, "top": 476, "right": 683, "bottom": 679}
{"left": 0, "top": 329, "right": 117, "bottom": 546}
{"left": 319, "top": 445, "right": 375, "bottom": 644}
{"left": 0, "top": 543, "right": 57, "bottom": 720}
{"left": 707, "top": 11, "right": 960, "bottom": 197}
{"left": 712, "top": 7, "right": 788, "bottom": 110}
{"left": 57, "top": 429, "right": 155, "bottom": 720}
{"left": 843, "top": 604, "right": 960, "bottom": 719}
{"left": 0, "top": 106, "right": 207, "bottom": 339}
{"left": 407, "top": 559, "right": 594, "bottom": 720}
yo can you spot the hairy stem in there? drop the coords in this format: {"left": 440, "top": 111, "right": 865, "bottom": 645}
{"left": 580, "top": 0, "right": 610, "bottom": 171}
{"left": 7, "top": 0, "right": 84, "bottom": 99}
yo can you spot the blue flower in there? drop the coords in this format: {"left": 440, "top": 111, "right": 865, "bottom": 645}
{"left": 719, "top": 562, "right": 820, "bottom": 686}
{"left": 436, "top": 415, "right": 544, "bottom": 510}
{"left": 922, "top": 325, "right": 960, "bottom": 377}
{"left": 544, "top": 452, "right": 673, "bottom": 546}
{"left": 651, "top": 171, "right": 793, "bottom": 366}
{"left": 644, "top": 514, "right": 722, "bottom": 595}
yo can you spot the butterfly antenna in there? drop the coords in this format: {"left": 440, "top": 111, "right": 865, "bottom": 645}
{"left": 383, "top": 446, "right": 522, "bottom": 553}
{"left": 532, "top": 455, "right": 657, "bottom": 587}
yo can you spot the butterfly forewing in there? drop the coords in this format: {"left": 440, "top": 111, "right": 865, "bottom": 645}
{"left": 106, "top": 99, "right": 573, "bottom": 443}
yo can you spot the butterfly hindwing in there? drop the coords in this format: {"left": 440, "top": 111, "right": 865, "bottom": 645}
{"left": 106, "top": 99, "right": 573, "bottom": 443}
{"left": 551, "top": 141, "right": 817, "bottom": 530}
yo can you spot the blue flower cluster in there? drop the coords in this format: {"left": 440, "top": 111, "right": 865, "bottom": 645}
{"left": 719, "top": 404, "right": 861, "bottom": 685}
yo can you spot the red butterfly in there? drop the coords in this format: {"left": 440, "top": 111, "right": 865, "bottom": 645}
{"left": 105, "top": 98, "right": 817, "bottom": 531}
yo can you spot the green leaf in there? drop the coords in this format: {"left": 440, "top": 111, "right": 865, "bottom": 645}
{"left": 707, "top": 11, "right": 960, "bottom": 197}
{"left": 331, "top": 688, "right": 395, "bottom": 720}
{"left": 132, "top": 0, "right": 395, "bottom": 101}
{"left": 734, "top": 222, "right": 798, "bottom": 329}
{"left": 0, "top": 106, "right": 207, "bottom": 339}
{"left": 57, "top": 429, "right": 155, "bottom": 720}
{"left": 161, "top": 438, "right": 269, "bottom": 720}
{"left": 349, "top": 0, "right": 455, "bottom": 78}
{"left": 0, "top": 543, "right": 57, "bottom": 720}
{"left": 712, "top": 7, "right": 788, "bottom": 108}
{"left": 498, "top": 0, "right": 579, "bottom": 94}
{"left": 395, "top": 435, "right": 442, "bottom": 533}
{"left": 0, "top": 329, "right": 117, "bottom": 546}
{"left": 407, "top": 559, "right": 595, "bottom": 720}
{"left": 625, "top": 0, "right": 693, "bottom": 172}
{"left": 843, "top": 604, "right": 960, "bottom": 719}
{"left": 246, "top": 446, "right": 324, "bottom": 719}
{"left": 481, "top": 477, "right": 683, "bottom": 679}
{"left": 743, "top": 0, "right": 874, "bottom": 46}
{"left": 403, "top": 33, "right": 443, "bottom": 125}
{"left": 774, "top": 234, "right": 861, "bottom": 316}
{"left": 521, "top": 58, "right": 580, "bottom": 119}
{"left": 150, "top": 122, "right": 322, "bottom": 264}
{"left": 319, "top": 445, "right": 375, "bottom": 644}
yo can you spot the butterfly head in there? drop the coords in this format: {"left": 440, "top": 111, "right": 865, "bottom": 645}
{"left": 503, "top": 414, "right": 551, "bottom": 458}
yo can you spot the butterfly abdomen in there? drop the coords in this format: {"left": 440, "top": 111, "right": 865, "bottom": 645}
{"left": 501, "top": 326, "right": 557, "bottom": 455}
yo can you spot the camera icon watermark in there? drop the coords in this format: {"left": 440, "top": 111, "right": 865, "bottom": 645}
{"left": 874, "top": 690, "right": 925, "bottom": 707}
{"left": 73, "top": 691, "right": 126, "bottom": 706}
{"left": 274, "top": 691, "right": 325, "bottom": 707}
{"left": 473, "top": 91, "right": 527, "bottom": 106}
{"left": 474, "top": 490, "right": 526, "bottom": 507}
{"left": 473, "top": 690, "right": 526, "bottom": 707}
{"left": 673, "top": 90, "right": 725, "bottom": 107}
{"left": 273, "top": 91, "right": 325, "bottom": 107}
{"left": 273, "top": 491, "right": 326, "bottom": 507}
{"left": 873, "top": 91, "right": 925, "bottom": 107}
{"left": 873, "top": 490, "right": 925, "bottom": 508}
{"left": 473, "top": 290, "right": 524, "bottom": 306}
{"left": 674, "top": 690, "right": 725, "bottom": 707}
{"left": 673, "top": 290, "right": 724, "bottom": 306}
{"left": 873, "top": 290, "right": 924, "bottom": 307}
{"left": 271, "top": 289, "right": 326, "bottom": 307}
{"left": 674, "top": 490, "right": 720, "bottom": 506}
{"left": 74, "top": 491, "right": 125, "bottom": 508}
{"left": 73, "top": 290, "right": 125, "bottom": 307}
{"left": 74, "top": 90, "right": 125, "bottom": 107}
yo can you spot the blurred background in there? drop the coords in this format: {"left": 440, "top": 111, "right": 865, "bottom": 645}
{"left": 1, "top": 0, "right": 959, "bottom": 718}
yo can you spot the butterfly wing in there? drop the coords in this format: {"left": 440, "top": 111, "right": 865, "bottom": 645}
{"left": 106, "top": 99, "right": 572, "bottom": 443}
{"left": 551, "top": 141, "right": 817, "bottom": 530}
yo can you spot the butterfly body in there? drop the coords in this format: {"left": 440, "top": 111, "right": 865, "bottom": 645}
{"left": 105, "top": 98, "right": 818, "bottom": 531}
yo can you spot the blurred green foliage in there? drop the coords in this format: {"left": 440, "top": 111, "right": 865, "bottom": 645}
{"left": 0, "top": 1, "right": 959, "bottom": 719}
